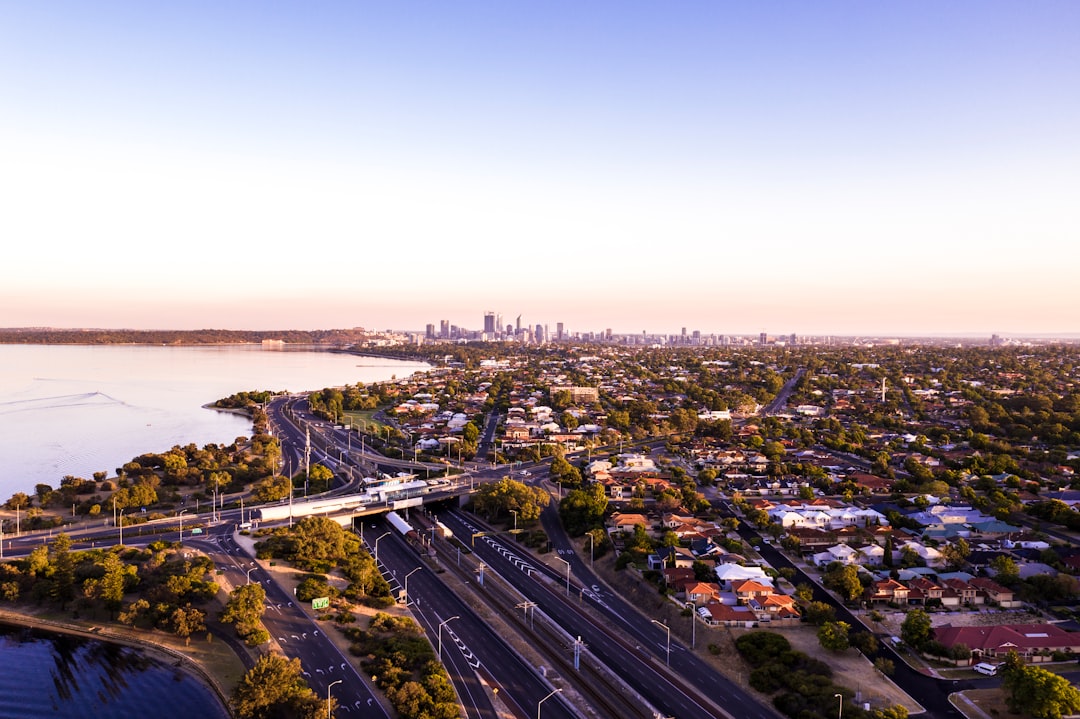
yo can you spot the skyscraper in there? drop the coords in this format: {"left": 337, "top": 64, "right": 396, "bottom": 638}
{"left": 483, "top": 312, "right": 496, "bottom": 334}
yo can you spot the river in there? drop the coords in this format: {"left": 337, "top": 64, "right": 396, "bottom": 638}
{"left": 0, "top": 344, "right": 428, "bottom": 503}
{"left": 0, "top": 343, "right": 427, "bottom": 717}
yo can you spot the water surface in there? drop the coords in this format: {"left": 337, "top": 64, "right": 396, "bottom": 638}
{"left": 0, "top": 344, "right": 427, "bottom": 499}
{"left": 0, "top": 623, "right": 229, "bottom": 719}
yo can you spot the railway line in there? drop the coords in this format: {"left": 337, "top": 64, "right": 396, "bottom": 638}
{"left": 382, "top": 509, "right": 656, "bottom": 719}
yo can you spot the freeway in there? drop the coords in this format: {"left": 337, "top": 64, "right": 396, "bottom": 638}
{"left": 359, "top": 519, "right": 576, "bottom": 719}
{"left": 437, "top": 506, "right": 779, "bottom": 719}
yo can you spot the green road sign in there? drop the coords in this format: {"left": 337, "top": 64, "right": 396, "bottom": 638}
{"left": 312, "top": 597, "right": 330, "bottom": 611}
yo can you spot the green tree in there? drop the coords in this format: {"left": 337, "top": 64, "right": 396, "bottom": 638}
{"left": 900, "top": 608, "right": 933, "bottom": 651}
{"left": 990, "top": 555, "right": 1020, "bottom": 585}
{"left": 1002, "top": 651, "right": 1080, "bottom": 719}
{"left": 232, "top": 653, "right": 325, "bottom": 719}
{"left": 823, "top": 563, "right": 864, "bottom": 603}
{"left": 817, "top": 620, "right": 851, "bottom": 652}
{"left": 221, "top": 583, "right": 267, "bottom": 644}
{"left": 939, "top": 538, "right": 971, "bottom": 571}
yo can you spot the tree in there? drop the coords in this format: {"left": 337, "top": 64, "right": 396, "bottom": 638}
{"left": 900, "top": 608, "right": 933, "bottom": 651}
{"left": 221, "top": 583, "right": 266, "bottom": 644}
{"left": 168, "top": 605, "right": 206, "bottom": 643}
{"left": 817, "top": 620, "right": 851, "bottom": 652}
{"left": 990, "top": 555, "right": 1020, "bottom": 585}
{"left": 232, "top": 653, "right": 325, "bottom": 719}
{"left": 558, "top": 484, "right": 608, "bottom": 537}
{"left": 802, "top": 601, "right": 835, "bottom": 625}
{"left": 938, "top": 538, "right": 971, "bottom": 571}
{"left": 1002, "top": 651, "right": 1080, "bottom": 719}
{"left": 823, "top": 563, "right": 864, "bottom": 603}
{"left": 850, "top": 630, "right": 879, "bottom": 656}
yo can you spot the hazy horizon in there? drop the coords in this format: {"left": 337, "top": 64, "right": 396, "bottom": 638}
{"left": 3, "top": 3, "right": 1077, "bottom": 337}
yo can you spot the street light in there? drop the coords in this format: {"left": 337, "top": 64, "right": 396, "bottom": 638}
{"left": 328, "top": 679, "right": 342, "bottom": 719}
{"left": 374, "top": 531, "right": 391, "bottom": 565}
{"left": 556, "top": 557, "right": 570, "bottom": 596}
{"left": 403, "top": 567, "right": 420, "bottom": 605}
{"left": 438, "top": 615, "right": 459, "bottom": 659}
{"left": 178, "top": 509, "right": 189, "bottom": 544}
{"left": 509, "top": 509, "right": 518, "bottom": 531}
{"left": 652, "top": 619, "right": 671, "bottom": 666}
{"left": 835, "top": 693, "right": 843, "bottom": 719}
{"left": 246, "top": 565, "right": 257, "bottom": 585}
{"left": 118, "top": 508, "right": 126, "bottom": 546}
{"left": 537, "top": 688, "right": 562, "bottom": 719}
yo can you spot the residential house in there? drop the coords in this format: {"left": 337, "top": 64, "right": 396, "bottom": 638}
{"left": 933, "top": 623, "right": 1080, "bottom": 661}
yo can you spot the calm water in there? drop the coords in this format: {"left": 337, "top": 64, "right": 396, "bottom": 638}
{"left": 0, "top": 344, "right": 428, "bottom": 499}
{"left": 0, "top": 623, "right": 229, "bottom": 719}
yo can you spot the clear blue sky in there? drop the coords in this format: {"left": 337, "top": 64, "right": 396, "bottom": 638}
{"left": 2, "top": 2, "right": 1077, "bottom": 337}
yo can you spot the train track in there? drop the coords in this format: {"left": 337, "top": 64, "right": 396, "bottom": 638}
{"left": 393, "top": 512, "right": 655, "bottom": 719}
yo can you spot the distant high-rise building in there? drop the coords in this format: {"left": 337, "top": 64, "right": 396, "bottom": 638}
{"left": 535, "top": 324, "right": 544, "bottom": 343}
{"left": 515, "top": 314, "right": 522, "bottom": 334}
{"left": 483, "top": 312, "right": 496, "bottom": 334}
{"left": 440, "top": 319, "right": 450, "bottom": 338}
{"left": 759, "top": 332, "right": 768, "bottom": 346}
{"left": 556, "top": 322, "right": 564, "bottom": 340}
{"left": 425, "top": 323, "right": 436, "bottom": 339}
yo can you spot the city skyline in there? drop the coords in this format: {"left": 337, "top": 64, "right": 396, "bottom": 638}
{"left": 2, "top": 3, "right": 1078, "bottom": 336}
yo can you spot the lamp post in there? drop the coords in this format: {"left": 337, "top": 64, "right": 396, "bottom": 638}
{"left": 438, "top": 615, "right": 459, "bottom": 659}
{"left": 652, "top": 619, "right": 671, "bottom": 666}
{"left": 403, "top": 567, "right": 420, "bottom": 606}
{"left": 374, "top": 532, "right": 391, "bottom": 565}
{"left": 537, "top": 688, "right": 562, "bottom": 719}
{"left": 556, "top": 557, "right": 570, "bottom": 596}
{"left": 178, "top": 509, "right": 189, "bottom": 545}
{"left": 328, "top": 679, "right": 342, "bottom": 719}
{"left": 118, "top": 508, "right": 125, "bottom": 546}
{"left": 587, "top": 532, "right": 594, "bottom": 565}
{"left": 246, "top": 565, "right": 257, "bottom": 585}
{"left": 509, "top": 509, "right": 518, "bottom": 531}
{"left": 835, "top": 693, "right": 843, "bottom": 719}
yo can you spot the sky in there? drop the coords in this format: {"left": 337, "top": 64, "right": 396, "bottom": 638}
{"left": 1, "top": 2, "right": 1078, "bottom": 338}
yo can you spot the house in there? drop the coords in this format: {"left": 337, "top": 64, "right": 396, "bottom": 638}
{"left": 699, "top": 601, "right": 756, "bottom": 628}
{"left": 868, "top": 579, "right": 909, "bottom": 604}
{"left": 933, "top": 623, "right": 1080, "bottom": 661}
{"left": 731, "top": 579, "right": 774, "bottom": 605}
{"left": 714, "top": 563, "right": 770, "bottom": 588}
{"left": 610, "top": 513, "right": 650, "bottom": 533}
{"left": 941, "top": 578, "right": 982, "bottom": 605}
{"left": 969, "top": 577, "right": 1020, "bottom": 608}
{"left": 684, "top": 582, "right": 722, "bottom": 606}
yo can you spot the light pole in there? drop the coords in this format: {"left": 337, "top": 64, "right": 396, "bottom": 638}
{"left": 537, "top": 688, "right": 562, "bottom": 719}
{"left": 835, "top": 693, "right": 843, "bottom": 719}
{"left": 652, "top": 619, "right": 671, "bottom": 666}
{"left": 246, "top": 565, "right": 257, "bottom": 585}
{"left": 587, "top": 532, "right": 594, "bottom": 565}
{"left": 403, "top": 567, "right": 420, "bottom": 605}
{"left": 556, "top": 557, "right": 570, "bottom": 596}
{"left": 374, "top": 532, "right": 391, "bottom": 565}
{"left": 438, "top": 615, "right": 459, "bottom": 659}
{"left": 509, "top": 509, "right": 518, "bottom": 531}
{"left": 328, "top": 679, "right": 342, "bottom": 719}
{"left": 178, "top": 509, "right": 189, "bottom": 545}
{"left": 118, "top": 508, "right": 125, "bottom": 546}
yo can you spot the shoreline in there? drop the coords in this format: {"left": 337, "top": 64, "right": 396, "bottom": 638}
{"left": 0, "top": 606, "right": 237, "bottom": 717}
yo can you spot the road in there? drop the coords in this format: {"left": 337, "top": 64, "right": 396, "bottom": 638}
{"left": 359, "top": 519, "right": 576, "bottom": 719}
{"left": 438, "top": 503, "right": 779, "bottom": 719}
